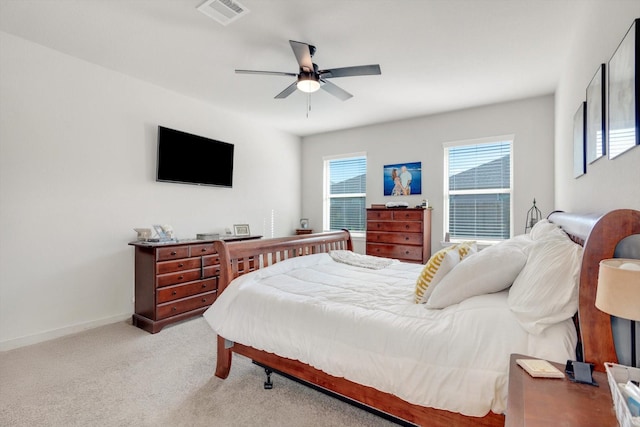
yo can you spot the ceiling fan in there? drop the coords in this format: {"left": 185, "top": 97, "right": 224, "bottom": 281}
{"left": 235, "top": 40, "right": 381, "bottom": 101}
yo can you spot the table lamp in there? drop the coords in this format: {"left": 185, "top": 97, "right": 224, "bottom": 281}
{"left": 596, "top": 258, "right": 640, "bottom": 367}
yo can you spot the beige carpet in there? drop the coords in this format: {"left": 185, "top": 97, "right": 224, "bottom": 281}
{"left": 0, "top": 318, "right": 398, "bottom": 427}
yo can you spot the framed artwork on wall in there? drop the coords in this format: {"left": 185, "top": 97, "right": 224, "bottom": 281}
{"left": 586, "top": 64, "right": 607, "bottom": 164}
{"left": 608, "top": 18, "right": 639, "bottom": 159}
{"left": 383, "top": 162, "right": 422, "bottom": 196}
{"left": 573, "top": 102, "right": 586, "bottom": 178}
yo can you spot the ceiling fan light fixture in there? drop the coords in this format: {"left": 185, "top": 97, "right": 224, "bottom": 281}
{"left": 297, "top": 75, "right": 320, "bottom": 93}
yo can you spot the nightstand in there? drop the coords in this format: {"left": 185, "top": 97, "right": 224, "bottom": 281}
{"left": 506, "top": 353, "right": 617, "bottom": 426}
{"left": 295, "top": 228, "right": 313, "bottom": 235}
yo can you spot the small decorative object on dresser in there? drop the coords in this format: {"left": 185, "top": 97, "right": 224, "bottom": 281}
{"left": 300, "top": 218, "right": 309, "bottom": 229}
{"left": 365, "top": 207, "right": 432, "bottom": 263}
{"left": 233, "top": 224, "right": 250, "bottom": 236}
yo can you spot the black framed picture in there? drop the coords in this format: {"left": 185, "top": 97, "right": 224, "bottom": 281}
{"left": 586, "top": 64, "right": 606, "bottom": 164}
{"left": 573, "top": 102, "right": 586, "bottom": 178}
{"left": 608, "top": 18, "right": 639, "bottom": 159}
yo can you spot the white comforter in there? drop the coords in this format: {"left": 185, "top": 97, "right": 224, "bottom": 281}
{"left": 203, "top": 253, "right": 576, "bottom": 417}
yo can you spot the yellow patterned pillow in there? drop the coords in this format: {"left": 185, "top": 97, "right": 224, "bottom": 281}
{"left": 414, "top": 241, "right": 477, "bottom": 304}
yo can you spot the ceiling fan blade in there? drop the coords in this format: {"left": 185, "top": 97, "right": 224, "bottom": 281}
{"left": 289, "top": 40, "right": 314, "bottom": 72}
{"left": 275, "top": 81, "right": 298, "bottom": 99}
{"left": 319, "top": 64, "right": 381, "bottom": 78}
{"left": 319, "top": 79, "right": 353, "bottom": 101}
{"left": 236, "top": 69, "right": 297, "bottom": 77}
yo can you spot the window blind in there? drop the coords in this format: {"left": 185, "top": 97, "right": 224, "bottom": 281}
{"left": 327, "top": 156, "right": 366, "bottom": 232}
{"left": 447, "top": 141, "right": 511, "bottom": 240}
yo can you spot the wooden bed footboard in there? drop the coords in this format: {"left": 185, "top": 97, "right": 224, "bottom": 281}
{"left": 210, "top": 210, "right": 640, "bottom": 426}
{"left": 212, "top": 230, "right": 352, "bottom": 295}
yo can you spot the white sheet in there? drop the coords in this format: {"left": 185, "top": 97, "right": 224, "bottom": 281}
{"left": 203, "top": 253, "right": 577, "bottom": 417}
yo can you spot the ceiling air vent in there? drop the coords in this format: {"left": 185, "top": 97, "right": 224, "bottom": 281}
{"left": 197, "top": 0, "right": 250, "bottom": 26}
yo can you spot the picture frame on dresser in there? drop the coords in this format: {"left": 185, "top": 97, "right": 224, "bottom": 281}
{"left": 586, "top": 63, "right": 606, "bottom": 164}
{"left": 608, "top": 18, "right": 639, "bottom": 159}
{"left": 233, "top": 224, "right": 250, "bottom": 236}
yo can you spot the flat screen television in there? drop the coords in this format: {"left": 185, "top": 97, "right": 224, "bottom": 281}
{"left": 156, "top": 126, "right": 234, "bottom": 188}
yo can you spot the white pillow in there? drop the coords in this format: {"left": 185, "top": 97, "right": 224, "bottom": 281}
{"left": 426, "top": 240, "right": 528, "bottom": 309}
{"left": 414, "top": 241, "right": 477, "bottom": 303}
{"left": 529, "top": 219, "right": 568, "bottom": 241}
{"left": 508, "top": 237, "right": 583, "bottom": 334}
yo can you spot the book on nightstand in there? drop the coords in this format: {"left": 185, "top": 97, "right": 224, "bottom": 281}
{"left": 516, "top": 358, "right": 565, "bottom": 379}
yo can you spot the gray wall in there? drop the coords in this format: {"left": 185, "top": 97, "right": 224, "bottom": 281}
{"left": 554, "top": 3, "right": 640, "bottom": 213}
{"left": 302, "top": 95, "right": 555, "bottom": 253}
{"left": 0, "top": 33, "right": 302, "bottom": 350}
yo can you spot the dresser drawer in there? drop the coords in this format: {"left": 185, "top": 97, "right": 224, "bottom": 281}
{"left": 191, "top": 243, "right": 216, "bottom": 256}
{"left": 156, "top": 258, "right": 201, "bottom": 274}
{"left": 203, "top": 265, "right": 221, "bottom": 278}
{"left": 392, "top": 210, "right": 424, "bottom": 221}
{"left": 367, "top": 210, "right": 393, "bottom": 220}
{"left": 156, "top": 290, "right": 217, "bottom": 320}
{"left": 367, "top": 221, "right": 423, "bottom": 233}
{"left": 156, "top": 269, "right": 202, "bottom": 287}
{"left": 156, "top": 246, "right": 190, "bottom": 261}
{"left": 366, "top": 231, "right": 423, "bottom": 245}
{"left": 156, "top": 278, "right": 218, "bottom": 303}
{"left": 202, "top": 255, "right": 221, "bottom": 267}
{"left": 366, "top": 243, "right": 424, "bottom": 262}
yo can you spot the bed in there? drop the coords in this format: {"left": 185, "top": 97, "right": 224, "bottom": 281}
{"left": 203, "top": 209, "right": 640, "bottom": 426}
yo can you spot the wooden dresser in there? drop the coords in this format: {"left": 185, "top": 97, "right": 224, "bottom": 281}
{"left": 129, "top": 236, "right": 260, "bottom": 333}
{"left": 365, "top": 207, "right": 432, "bottom": 263}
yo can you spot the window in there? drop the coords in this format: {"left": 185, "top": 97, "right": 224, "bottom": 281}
{"left": 323, "top": 154, "right": 367, "bottom": 233}
{"left": 444, "top": 136, "right": 513, "bottom": 243}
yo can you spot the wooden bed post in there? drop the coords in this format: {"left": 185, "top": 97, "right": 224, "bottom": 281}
{"left": 215, "top": 335, "right": 232, "bottom": 378}
{"left": 578, "top": 209, "right": 640, "bottom": 371}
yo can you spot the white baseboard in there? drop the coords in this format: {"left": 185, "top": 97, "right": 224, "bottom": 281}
{"left": 0, "top": 313, "right": 131, "bottom": 352}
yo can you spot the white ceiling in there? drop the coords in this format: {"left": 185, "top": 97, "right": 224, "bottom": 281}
{"left": 0, "top": 0, "right": 592, "bottom": 136}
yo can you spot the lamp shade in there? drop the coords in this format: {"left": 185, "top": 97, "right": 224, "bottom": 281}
{"left": 595, "top": 258, "right": 640, "bottom": 321}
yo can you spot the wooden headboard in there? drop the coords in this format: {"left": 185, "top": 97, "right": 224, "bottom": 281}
{"left": 548, "top": 209, "right": 640, "bottom": 371}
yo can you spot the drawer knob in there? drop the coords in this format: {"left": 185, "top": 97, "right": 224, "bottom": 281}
{"left": 201, "top": 248, "right": 207, "bottom": 252}
{"left": 201, "top": 298, "right": 207, "bottom": 303}
{"left": 178, "top": 263, "right": 184, "bottom": 267}
{"left": 172, "top": 307, "right": 177, "bottom": 311}
{"left": 405, "top": 251, "right": 410, "bottom": 254}
{"left": 172, "top": 291, "right": 177, "bottom": 295}
{"left": 202, "top": 283, "right": 207, "bottom": 288}
{"left": 405, "top": 225, "right": 410, "bottom": 229}
{"left": 178, "top": 275, "right": 184, "bottom": 280}
{"left": 171, "top": 251, "right": 177, "bottom": 255}
{"left": 405, "top": 237, "right": 409, "bottom": 241}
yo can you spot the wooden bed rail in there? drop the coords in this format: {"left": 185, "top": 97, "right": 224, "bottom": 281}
{"left": 213, "top": 230, "right": 352, "bottom": 295}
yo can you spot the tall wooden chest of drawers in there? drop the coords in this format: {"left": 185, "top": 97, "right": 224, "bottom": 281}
{"left": 366, "top": 208, "right": 432, "bottom": 263}
{"left": 129, "top": 236, "right": 260, "bottom": 333}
